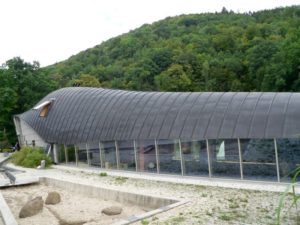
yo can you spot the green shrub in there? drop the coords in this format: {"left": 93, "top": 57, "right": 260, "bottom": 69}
{"left": 99, "top": 172, "right": 107, "bottom": 177}
{"left": 1, "top": 148, "right": 13, "bottom": 153}
{"left": 11, "top": 146, "right": 52, "bottom": 168}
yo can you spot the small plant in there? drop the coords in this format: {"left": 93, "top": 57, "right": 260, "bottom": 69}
{"left": 99, "top": 172, "right": 107, "bottom": 177}
{"left": 141, "top": 219, "right": 150, "bottom": 225}
{"left": 1, "top": 148, "right": 13, "bottom": 153}
{"left": 276, "top": 166, "right": 300, "bottom": 225}
{"left": 114, "top": 176, "right": 128, "bottom": 184}
{"left": 11, "top": 146, "right": 52, "bottom": 168}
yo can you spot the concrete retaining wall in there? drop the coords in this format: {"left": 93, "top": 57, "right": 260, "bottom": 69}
{"left": 40, "top": 177, "right": 178, "bottom": 209}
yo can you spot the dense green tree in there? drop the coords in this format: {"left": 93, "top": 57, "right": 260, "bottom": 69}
{"left": 44, "top": 6, "right": 300, "bottom": 93}
{"left": 0, "top": 57, "right": 57, "bottom": 144}
{"left": 68, "top": 74, "right": 101, "bottom": 87}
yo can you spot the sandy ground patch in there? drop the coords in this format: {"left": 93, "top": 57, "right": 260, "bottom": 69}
{"left": 1, "top": 183, "right": 145, "bottom": 225}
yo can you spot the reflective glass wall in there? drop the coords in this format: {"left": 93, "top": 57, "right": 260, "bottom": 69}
{"left": 181, "top": 140, "right": 209, "bottom": 176}
{"left": 208, "top": 139, "right": 241, "bottom": 179}
{"left": 57, "top": 138, "right": 299, "bottom": 183}
{"left": 157, "top": 139, "right": 181, "bottom": 175}
{"left": 76, "top": 143, "right": 88, "bottom": 166}
{"left": 118, "top": 140, "right": 136, "bottom": 171}
{"left": 277, "top": 138, "right": 300, "bottom": 182}
{"left": 88, "top": 142, "right": 101, "bottom": 167}
{"left": 240, "top": 139, "right": 277, "bottom": 181}
{"left": 136, "top": 140, "right": 157, "bottom": 173}
{"left": 100, "top": 141, "right": 117, "bottom": 169}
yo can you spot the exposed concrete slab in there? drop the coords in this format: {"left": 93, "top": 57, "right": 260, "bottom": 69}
{"left": 0, "top": 193, "right": 18, "bottom": 225}
{"left": 40, "top": 177, "right": 188, "bottom": 225}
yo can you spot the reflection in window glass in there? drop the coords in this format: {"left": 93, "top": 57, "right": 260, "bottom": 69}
{"left": 158, "top": 139, "right": 181, "bottom": 175}
{"left": 181, "top": 140, "right": 209, "bottom": 176}
{"left": 88, "top": 142, "right": 101, "bottom": 167}
{"left": 58, "top": 144, "right": 66, "bottom": 163}
{"left": 277, "top": 138, "right": 300, "bottom": 182}
{"left": 118, "top": 140, "right": 136, "bottom": 171}
{"left": 240, "top": 139, "right": 277, "bottom": 181}
{"left": 136, "top": 140, "right": 157, "bottom": 173}
{"left": 209, "top": 139, "right": 240, "bottom": 178}
{"left": 76, "top": 143, "right": 87, "bottom": 166}
{"left": 65, "top": 145, "right": 76, "bottom": 165}
{"left": 101, "top": 141, "right": 117, "bottom": 169}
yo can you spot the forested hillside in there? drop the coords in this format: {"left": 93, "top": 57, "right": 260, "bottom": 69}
{"left": 45, "top": 6, "right": 300, "bottom": 92}
{"left": 1, "top": 6, "right": 300, "bottom": 145}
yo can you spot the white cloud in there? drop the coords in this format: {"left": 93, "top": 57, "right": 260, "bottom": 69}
{"left": 0, "top": 0, "right": 299, "bottom": 66}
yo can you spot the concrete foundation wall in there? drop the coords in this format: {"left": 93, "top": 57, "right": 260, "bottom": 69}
{"left": 40, "top": 177, "right": 178, "bottom": 209}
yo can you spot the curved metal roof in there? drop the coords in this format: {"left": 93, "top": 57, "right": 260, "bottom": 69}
{"left": 19, "top": 87, "right": 300, "bottom": 144}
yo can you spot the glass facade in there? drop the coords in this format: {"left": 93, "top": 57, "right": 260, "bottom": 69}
{"left": 118, "top": 140, "right": 136, "bottom": 171}
{"left": 100, "top": 141, "right": 117, "bottom": 169}
{"left": 57, "top": 138, "right": 299, "bottom": 183}
{"left": 76, "top": 143, "right": 88, "bottom": 166}
{"left": 209, "top": 139, "right": 241, "bottom": 178}
{"left": 240, "top": 139, "right": 277, "bottom": 181}
{"left": 65, "top": 145, "right": 76, "bottom": 165}
{"left": 157, "top": 139, "right": 181, "bottom": 175}
{"left": 136, "top": 140, "right": 157, "bottom": 173}
{"left": 88, "top": 142, "right": 101, "bottom": 167}
{"left": 277, "top": 138, "right": 300, "bottom": 182}
{"left": 181, "top": 140, "right": 209, "bottom": 176}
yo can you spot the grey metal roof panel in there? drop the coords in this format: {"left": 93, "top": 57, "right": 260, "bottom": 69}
{"left": 18, "top": 88, "right": 300, "bottom": 144}
{"left": 233, "top": 92, "right": 262, "bottom": 138}
{"left": 248, "top": 92, "right": 276, "bottom": 138}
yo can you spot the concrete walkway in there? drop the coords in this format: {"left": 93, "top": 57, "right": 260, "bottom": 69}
{"left": 6, "top": 163, "right": 300, "bottom": 193}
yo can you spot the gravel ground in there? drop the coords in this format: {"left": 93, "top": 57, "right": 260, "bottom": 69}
{"left": 1, "top": 164, "right": 299, "bottom": 225}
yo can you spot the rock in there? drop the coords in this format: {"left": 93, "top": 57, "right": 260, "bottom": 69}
{"left": 19, "top": 196, "right": 43, "bottom": 218}
{"left": 101, "top": 206, "right": 122, "bottom": 215}
{"left": 37, "top": 160, "right": 46, "bottom": 169}
{"left": 45, "top": 191, "right": 61, "bottom": 205}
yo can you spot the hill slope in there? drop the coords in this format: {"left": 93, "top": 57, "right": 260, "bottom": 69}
{"left": 45, "top": 6, "right": 300, "bottom": 92}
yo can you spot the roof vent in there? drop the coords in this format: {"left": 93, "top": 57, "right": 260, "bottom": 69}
{"left": 33, "top": 98, "right": 55, "bottom": 117}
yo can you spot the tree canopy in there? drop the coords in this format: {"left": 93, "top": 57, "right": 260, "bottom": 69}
{"left": 44, "top": 6, "right": 300, "bottom": 92}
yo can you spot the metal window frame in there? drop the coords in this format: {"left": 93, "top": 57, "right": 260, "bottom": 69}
{"left": 133, "top": 140, "right": 138, "bottom": 172}
{"left": 274, "top": 138, "right": 280, "bottom": 182}
{"left": 206, "top": 139, "right": 212, "bottom": 178}
{"left": 99, "top": 142, "right": 103, "bottom": 168}
{"left": 238, "top": 138, "right": 243, "bottom": 180}
{"left": 155, "top": 139, "right": 160, "bottom": 174}
{"left": 63, "top": 144, "right": 68, "bottom": 164}
{"left": 86, "top": 143, "right": 91, "bottom": 166}
{"left": 75, "top": 145, "right": 78, "bottom": 166}
{"left": 115, "top": 140, "right": 120, "bottom": 169}
{"left": 178, "top": 139, "right": 185, "bottom": 176}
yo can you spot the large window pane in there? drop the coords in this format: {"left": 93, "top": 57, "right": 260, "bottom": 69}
{"left": 58, "top": 144, "right": 66, "bottom": 163}
{"left": 277, "top": 138, "right": 300, "bottom": 182}
{"left": 118, "top": 140, "right": 136, "bottom": 171}
{"left": 101, "top": 141, "right": 117, "bottom": 169}
{"left": 240, "top": 139, "right": 277, "bottom": 181}
{"left": 158, "top": 139, "right": 181, "bottom": 175}
{"left": 181, "top": 140, "right": 209, "bottom": 176}
{"left": 76, "top": 143, "right": 88, "bottom": 166}
{"left": 88, "top": 142, "right": 101, "bottom": 167}
{"left": 65, "top": 145, "right": 76, "bottom": 165}
{"left": 136, "top": 140, "right": 157, "bottom": 173}
{"left": 208, "top": 139, "right": 240, "bottom": 179}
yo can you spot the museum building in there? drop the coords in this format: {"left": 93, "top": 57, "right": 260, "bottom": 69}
{"left": 14, "top": 87, "right": 300, "bottom": 182}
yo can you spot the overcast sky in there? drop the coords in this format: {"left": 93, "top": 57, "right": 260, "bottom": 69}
{"left": 1, "top": 0, "right": 299, "bottom": 67}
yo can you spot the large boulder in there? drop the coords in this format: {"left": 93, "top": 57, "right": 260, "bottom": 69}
{"left": 102, "top": 206, "right": 122, "bottom": 215}
{"left": 19, "top": 196, "right": 43, "bottom": 218}
{"left": 45, "top": 191, "right": 61, "bottom": 205}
